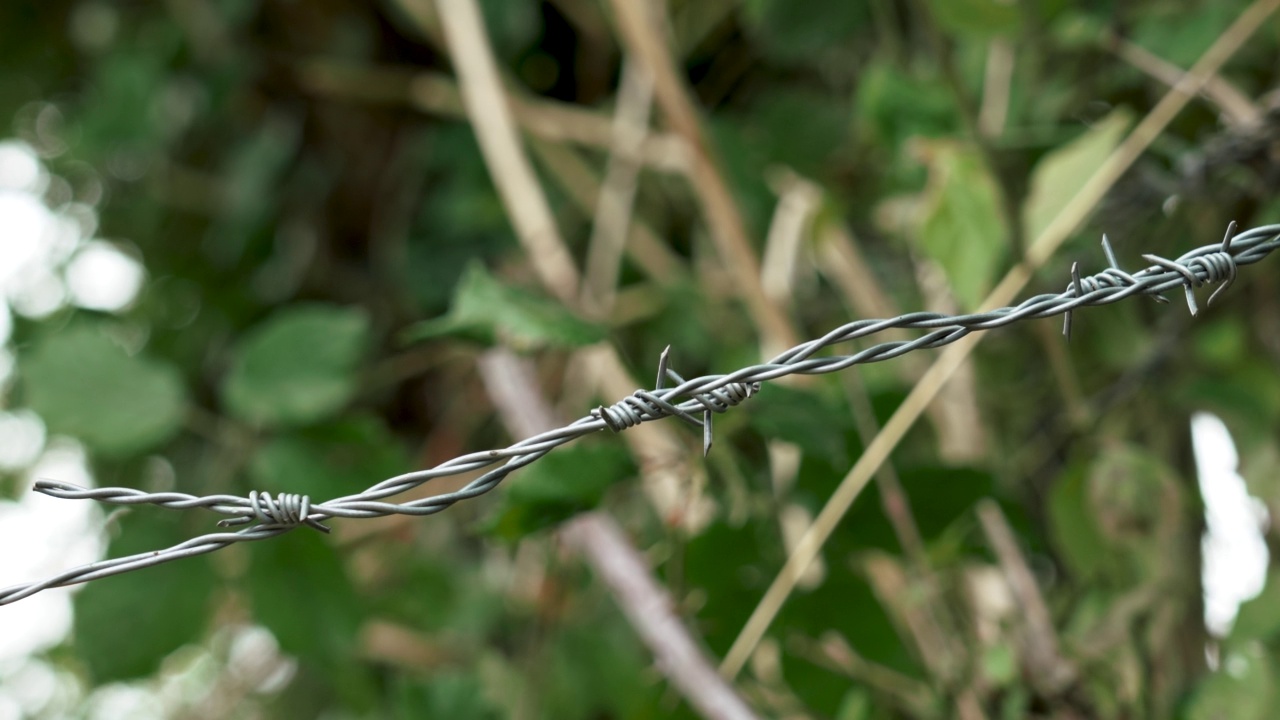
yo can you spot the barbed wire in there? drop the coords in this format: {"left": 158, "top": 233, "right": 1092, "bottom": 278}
{"left": 3, "top": 222, "right": 1278, "bottom": 606}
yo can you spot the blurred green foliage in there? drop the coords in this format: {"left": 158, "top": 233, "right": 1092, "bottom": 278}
{"left": 4, "top": 0, "right": 1280, "bottom": 718}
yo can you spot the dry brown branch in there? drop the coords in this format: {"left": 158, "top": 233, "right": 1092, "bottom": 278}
{"left": 760, "top": 172, "right": 822, "bottom": 309}
{"left": 293, "top": 57, "right": 690, "bottom": 172}
{"left": 359, "top": 619, "right": 461, "bottom": 670}
{"left": 528, "top": 138, "right": 684, "bottom": 284}
{"left": 429, "top": 0, "right": 706, "bottom": 531}
{"left": 786, "top": 632, "right": 938, "bottom": 715}
{"left": 423, "top": 0, "right": 700, "bottom": 531}
{"left": 815, "top": 222, "right": 986, "bottom": 461}
{"left": 839, "top": 370, "right": 927, "bottom": 566}
{"left": 475, "top": 350, "right": 758, "bottom": 720}
{"left": 862, "top": 553, "right": 987, "bottom": 720}
{"left": 1109, "top": 33, "right": 1262, "bottom": 128}
{"left": 720, "top": 0, "right": 1280, "bottom": 679}
{"left": 434, "top": 0, "right": 580, "bottom": 302}
{"left": 608, "top": 0, "right": 798, "bottom": 356}
{"left": 976, "top": 500, "right": 1076, "bottom": 694}
{"left": 978, "top": 39, "right": 1014, "bottom": 138}
{"left": 580, "top": 59, "right": 655, "bottom": 316}
{"left": 562, "top": 514, "right": 761, "bottom": 720}
{"left": 910, "top": 258, "right": 989, "bottom": 462}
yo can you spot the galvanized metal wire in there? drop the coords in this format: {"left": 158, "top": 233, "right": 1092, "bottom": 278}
{"left": 3, "top": 222, "right": 1279, "bottom": 606}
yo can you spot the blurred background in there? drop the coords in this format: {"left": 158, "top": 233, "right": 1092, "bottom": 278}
{"left": 2, "top": 0, "right": 1280, "bottom": 717}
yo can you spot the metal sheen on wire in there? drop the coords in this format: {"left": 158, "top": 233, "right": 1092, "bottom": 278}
{"left": 3, "top": 222, "right": 1278, "bottom": 606}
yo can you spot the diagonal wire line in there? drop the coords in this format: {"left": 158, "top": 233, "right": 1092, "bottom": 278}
{"left": 2, "top": 223, "right": 1279, "bottom": 606}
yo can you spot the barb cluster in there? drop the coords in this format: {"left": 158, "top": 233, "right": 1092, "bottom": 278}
{"left": 4, "top": 223, "right": 1279, "bottom": 607}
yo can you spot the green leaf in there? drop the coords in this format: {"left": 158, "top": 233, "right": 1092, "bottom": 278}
{"left": 247, "top": 530, "right": 375, "bottom": 708}
{"left": 927, "top": 0, "right": 1020, "bottom": 38}
{"left": 916, "top": 141, "right": 1008, "bottom": 309}
{"left": 1193, "top": 317, "right": 1248, "bottom": 369}
{"left": 482, "top": 444, "right": 633, "bottom": 541}
{"left": 540, "top": 619, "right": 664, "bottom": 719}
{"left": 73, "top": 512, "right": 214, "bottom": 683}
{"left": 741, "top": 0, "right": 868, "bottom": 65}
{"left": 748, "top": 385, "right": 851, "bottom": 468}
{"left": 221, "top": 304, "right": 369, "bottom": 427}
{"left": 1231, "top": 570, "right": 1280, "bottom": 642}
{"left": 1047, "top": 464, "right": 1110, "bottom": 582}
{"left": 748, "top": 88, "right": 851, "bottom": 177}
{"left": 401, "top": 262, "right": 604, "bottom": 351}
{"left": 834, "top": 689, "right": 873, "bottom": 720}
{"left": 1130, "top": 4, "right": 1239, "bottom": 69}
{"left": 249, "top": 416, "right": 409, "bottom": 502}
{"left": 393, "top": 673, "right": 502, "bottom": 720}
{"left": 856, "top": 63, "right": 958, "bottom": 153}
{"left": 22, "top": 324, "right": 186, "bottom": 457}
{"left": 1022, "top": 111, "right": 1131, "bottom": 242}
{"left": 981, "top": 642, "right": 1018, "bottom": 686}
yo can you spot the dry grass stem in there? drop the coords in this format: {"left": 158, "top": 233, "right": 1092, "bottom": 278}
{"left": 428, "top": 0, "right": 699, "bottom": 531}
{"left": 563, "top": 513, "right": 761, "bottom": 720}
{"left": 609, "top": 0, "right": 798, "bottom": 355}
{"left": 581, "top": 59, "right": 655, "bottom": 316}
{"left": 1109, "top": 34, "right": 1262, "bottom": 128}
{"left": 840, "top": 370, "right": 928, "bottom": 566}
{"left": 475, "top": 351, "right": 756, "bottom": 718}
{"left": 815, "top": 222, "right": 986, "bottom": 461}
{"left": 529, "top": 138, "right": 684, "bottom": 283}
{"left": 978, "top": 39, "right": 1014, "bottom": 138}
{"left": 976, "top": 500, "right": 1076, "bottom": 694}
{"left": 293, "top": 58, "right": 690, "bottom": 172}
{"left": 760, "top": 172, "right": 822, "bottom": 309}
{"left": 434, "top": 0, "right": 580, "bottom": 302}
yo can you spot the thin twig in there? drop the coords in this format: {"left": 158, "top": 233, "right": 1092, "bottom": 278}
{"left": 608, "top": 0, "right": 798, "bottom": 356}
{"left": 718, "top": 0, "right": 1280, "bottom": 678}
{"left": 580, "top": 59, "right": 655, "bottom": 316}
{"left": 293, "top": 59, "right": 691, "bottom": 172}
{"left": 786, "top": 632, "right": 938, "bottom": 716}
{"left": 476, "top": 350, "right": 759, "bottom": 720}
{"left": 564, "top": 514, "right": 761, "bottom": 720}
{"left": 434, "top": 0, "right": 580, "bottom": 303}
{"left": 760, "top": 172, "right": 822, "bottom": 310}
{"left": 839, "top": 370, "right": 927, "bottom": 567}
{"left": 976, "top": 500, "right": 1076, "bottom": 694}
{"left": 1108, "top": 33, "right": 1262, "bottom": 128}
{"left": 978, "top": 39, "right": 1014, "bottom": 139}
{"left": 529, "top": 138, "right": 684, "bottom": 285}
{"left": 430, "top": 0, "right": 701, "bottom": 531}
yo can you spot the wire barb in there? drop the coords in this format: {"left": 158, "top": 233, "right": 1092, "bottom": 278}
{"left": 4, "top": 223, "right": 1280, "bottom": 607}
{"left": 1062, "top": 233, "right": 1166, "bottom": 339}
{"left": 1142, "top": 221, "right": 1238, "bottom": 316}
{"left": 217, "top": 491, "right": 330, "bottom": 534}
{"left": 593, "top": 345, "right": 760, "bottom": 455}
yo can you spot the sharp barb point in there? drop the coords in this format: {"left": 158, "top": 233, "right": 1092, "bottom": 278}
{"left": 1101, "top": 234, "right": 1120, "bottom": 269}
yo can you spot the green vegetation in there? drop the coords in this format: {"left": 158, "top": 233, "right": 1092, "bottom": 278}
{"left": 3, "top": 0, "right": 1280, "bottom": 717}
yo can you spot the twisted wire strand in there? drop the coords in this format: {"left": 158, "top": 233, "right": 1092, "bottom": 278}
{"left": 3, "top": 223, "right": 1279, "bottom": 606}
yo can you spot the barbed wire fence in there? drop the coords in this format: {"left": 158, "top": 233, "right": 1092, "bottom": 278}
{"left": 2, "top": 221, "right": 1278, "bottom": 607}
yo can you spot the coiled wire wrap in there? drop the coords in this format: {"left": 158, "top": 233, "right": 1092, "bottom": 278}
{"left": 217, "top": 491, "right": 330, "bottom": 533}
{"left": 593, "top": 347, "right": 760, "bottom": 455}
{"left": 3, "top": 222, "right": 1279, "bottom": 607}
